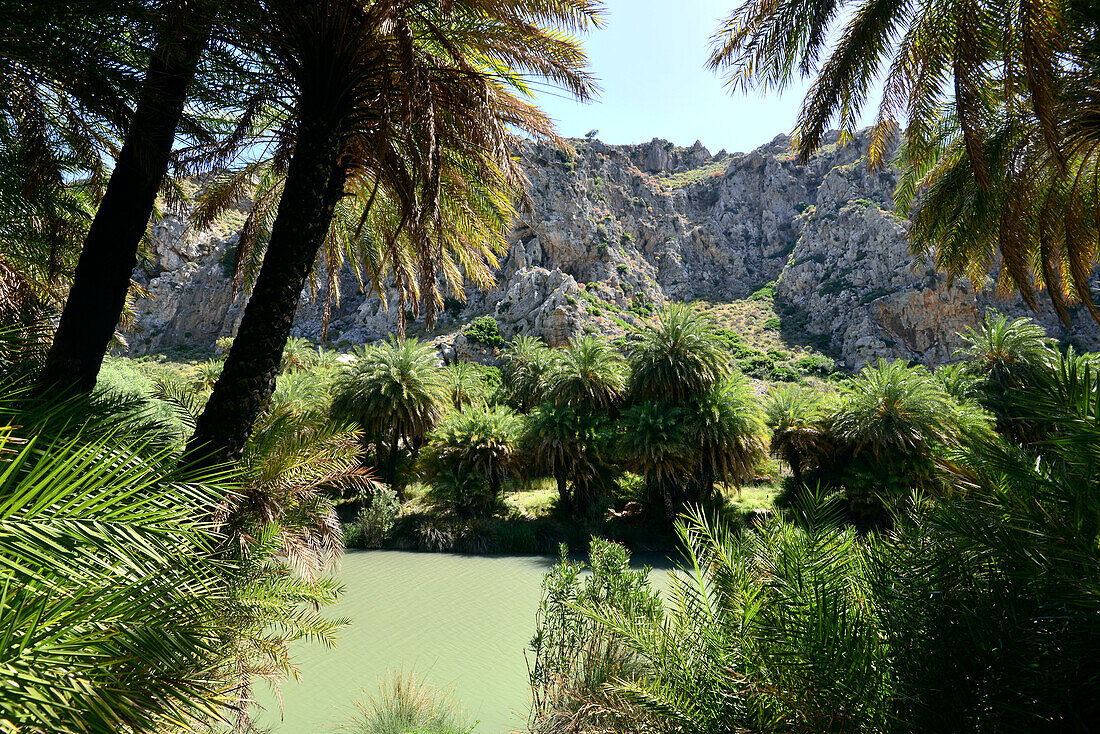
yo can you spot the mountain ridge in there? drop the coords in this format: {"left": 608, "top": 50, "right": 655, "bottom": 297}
{"left": 124, "top": 129, "right": 1100, "bottom": 367}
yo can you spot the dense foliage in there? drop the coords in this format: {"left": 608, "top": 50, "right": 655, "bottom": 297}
{"left": 530, "top": 339, "right": 1100, "bottom": 730}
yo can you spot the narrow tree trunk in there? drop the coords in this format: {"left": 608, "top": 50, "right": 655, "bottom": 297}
{"left": 488, "top": 469, "right": 502, "bottom": 503}
{"left": 572, "top": 479, "right": 592, "bottom": 518}
{"left": 554, "top": 463, "right": 570, "bottom": 515}
{"left": 39, "top": 0, "right": 211, "bottom": 393}
{"left": 787, "top": 449, "right": 803, "bottom": 490}
{"left": 185, "top": 116, "right": 345, "bottom": 466}
{"left": 386, "top": 428, "right": 400, "bottom": 487}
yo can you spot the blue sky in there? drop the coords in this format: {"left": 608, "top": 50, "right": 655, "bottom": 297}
{"left": 533, "top": 0, "right": 865, "bottom": 154}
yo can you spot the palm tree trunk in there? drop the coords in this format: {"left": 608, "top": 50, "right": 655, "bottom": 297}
{"left": 185, "top": 115, "right": 346, "bottom": 466}
{"left": 387, "top": 428, "right": 401, "bottom": 491}
{"left": 787, "top": 449, "right": 803, "bottom": 489}
{"left": 488, "top": 469, "right": 502, "bottom": 502}
{"left": 554, "top": 464, "right": 570, "bottom": 515}
{"left": 38, "top": 0, "right": 211, "bottom": 393}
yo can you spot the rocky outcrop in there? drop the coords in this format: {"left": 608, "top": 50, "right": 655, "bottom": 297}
{"left": 123, "top": 129, "right": 1100, "bottom": 368}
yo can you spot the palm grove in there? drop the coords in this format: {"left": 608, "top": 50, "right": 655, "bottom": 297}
{"left": 0, "top": 1, "right": 1098, "bottom": 733}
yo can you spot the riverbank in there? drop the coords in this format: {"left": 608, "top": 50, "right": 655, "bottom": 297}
{"left": 342, "top": 478, "right": 783, "bottom": 556}
{"left": 252, "top": 550, "right": 675, "bottom": 733}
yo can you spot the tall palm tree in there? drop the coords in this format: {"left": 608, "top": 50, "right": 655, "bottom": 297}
{"left": 628, "top": 302, "right": 730, "bottom": 403}
{"left": 187, "top": 0, "right": 602, "bottom": 466}
{"left": 617, "top": 401, "right": 694, "bottom": 523}
{"left": 546, "top": 335, "right": 627, "bottom": 412}
{"left": 330, "top": 338, "right": 449, "bottom": 487}
{"left": 37, "top": 0, "right": 220, "bottom": 391}
{"left": 502, "top": 335, "right": 553, "bottom": 411}
{"left": 709, "top": 0, "right": 1100, "bottom": 319}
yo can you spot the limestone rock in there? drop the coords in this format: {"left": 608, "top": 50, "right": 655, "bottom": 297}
{"left": 121, "top": 129, "right": 1100, "bottom": 368}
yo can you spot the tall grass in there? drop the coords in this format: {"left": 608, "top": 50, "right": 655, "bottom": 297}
{"left": 339, "top": 674, "right": 473, "bottom": 734}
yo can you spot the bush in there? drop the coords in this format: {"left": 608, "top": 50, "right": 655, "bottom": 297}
{"left": 768, "top": 364, "right": 801, "bottom": 382}
{"left": 763, "top": 316, "right": 781, "bottom": 330}
{"left": 463, "top": 316, "right": 506, "bottom": 348}
{"left": 795, "top": 353, "right": 836, "bottom": 376}
{"left": 341, "top": 674, "right": 472, "bottom": 734}
{"left": 749, "top": 282, "right": 775, "bottom": 300}
{"left": 528, "top": 540, "right": 662, "bottom": 734}
{"left": 736, "top": 352, "right": 778, "bottom": 379}
{"left": 344, "top": 487, "right": 401, "bottom": 549}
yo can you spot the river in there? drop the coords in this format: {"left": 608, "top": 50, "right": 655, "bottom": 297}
{"left": 255, "top": 550, "right": 663, "bottom": 733}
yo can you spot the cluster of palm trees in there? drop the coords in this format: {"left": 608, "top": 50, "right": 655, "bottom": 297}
{"left": 329, "top": 304, "right": 768, "bottom": 524}
{"left": 0, "top": 1, "right": 603, "bottom": 730}
{"left": 530, "top": 314, "right": 1100, "bottom": 734}
{"left": 3, "top": 0, "right": 602, "bottom": 465}
{"left": 762, "top": 312, "right": 1082, "bottom": 521}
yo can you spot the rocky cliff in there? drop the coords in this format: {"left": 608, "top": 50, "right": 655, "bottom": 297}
{"left": 125, "top": 130, "right": 1100, "bottom": 368}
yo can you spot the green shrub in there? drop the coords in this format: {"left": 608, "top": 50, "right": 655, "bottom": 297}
{"left": 713, "top": 328, "right": 744, "bottom": 351}
{"left": 616, "top": 264, "right": 628, "bottom": 275}
{"left": 463, "top": 316, "right": 506, "bottom": 348}
{"left": 528, "top": 540, "right": 662, "bottom": 733}
{"left": 768, "top": 364, "right": 801, "bottom": 382}
{"left": 341, "top": 674, "right": 473, "bottom": 734}
{"left": 737, "top": 353, "right": 777, "bottom": 379}
{"left": 749, "top": 282, "right": 776, "bottom": 300}
{"left": 344, "top": 487, "right": 401, "bottom": 549}
{"left": 763, "top": 316, "right": 781, "bottom": 330}
{"left": 795, "top": 354, "right": 836, "bottom": 376}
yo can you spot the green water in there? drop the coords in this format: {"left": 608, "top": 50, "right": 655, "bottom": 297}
{"left": 254, "top": 551, "right": 562, "bottom": 733}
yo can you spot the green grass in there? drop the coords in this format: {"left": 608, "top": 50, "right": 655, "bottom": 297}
{"left": 724, "top": 481, "right": 782, "bottom": 514}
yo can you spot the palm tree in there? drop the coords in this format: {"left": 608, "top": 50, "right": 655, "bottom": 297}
{"left": 0, "top": 375, "right": 346, "bottom": 732}
{"left": 828, "top": 359, "right": 987, "bottom": 513}
{"left": 502, "top": 335, "right": 553, "bottom": 411}
{"left": 709, "top": 0, "right": 1100, "bottom": 319}
{"left": 628, "top": 302, "right": 730, "bottom": 403}
{"left": 186, "top": 0, "right": 601, "bottom": 466}
{"left": 686, "top": 374, "right": 767, "bottom": 502}
{"left": 522, "top": 402, "right": 613, "bottom": 517}
{"left": 443, "top": 360, "right": 491, "bottom": 411}
{"left": 567, "top": 509, "right": 889, "bottom": 733}
{"left": 617, "top": 401, "right": 694, "bottom": 523}
{"left": 422, "top": 404, "right": 523, "bottom": 513}
{"left": 37, "top": 0, "right": 220, "bottom": 392}
{"left": 0, "top": 1, "right": 146, "bottom": 327}
{"left": 956, "top": 312, "right": 1057, "bottom": 443}
{"left": 546, "top": 335, "right": 627, "bottom": 412}
{"left": 764, "top": 384, "right": 831, "bottom": 490}
{"left": 192, "top": 132, "right": 520, "bottom": 345}
{"left": 537, "top": 356, "right": 1100, "bottom": 734}
{"left": 330, "top": 338, "right": 448, "bottom": 487}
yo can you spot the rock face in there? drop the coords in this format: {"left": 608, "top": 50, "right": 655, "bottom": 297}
{"left": 124, "top": 129, "right": 1100, "bottom": 368}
